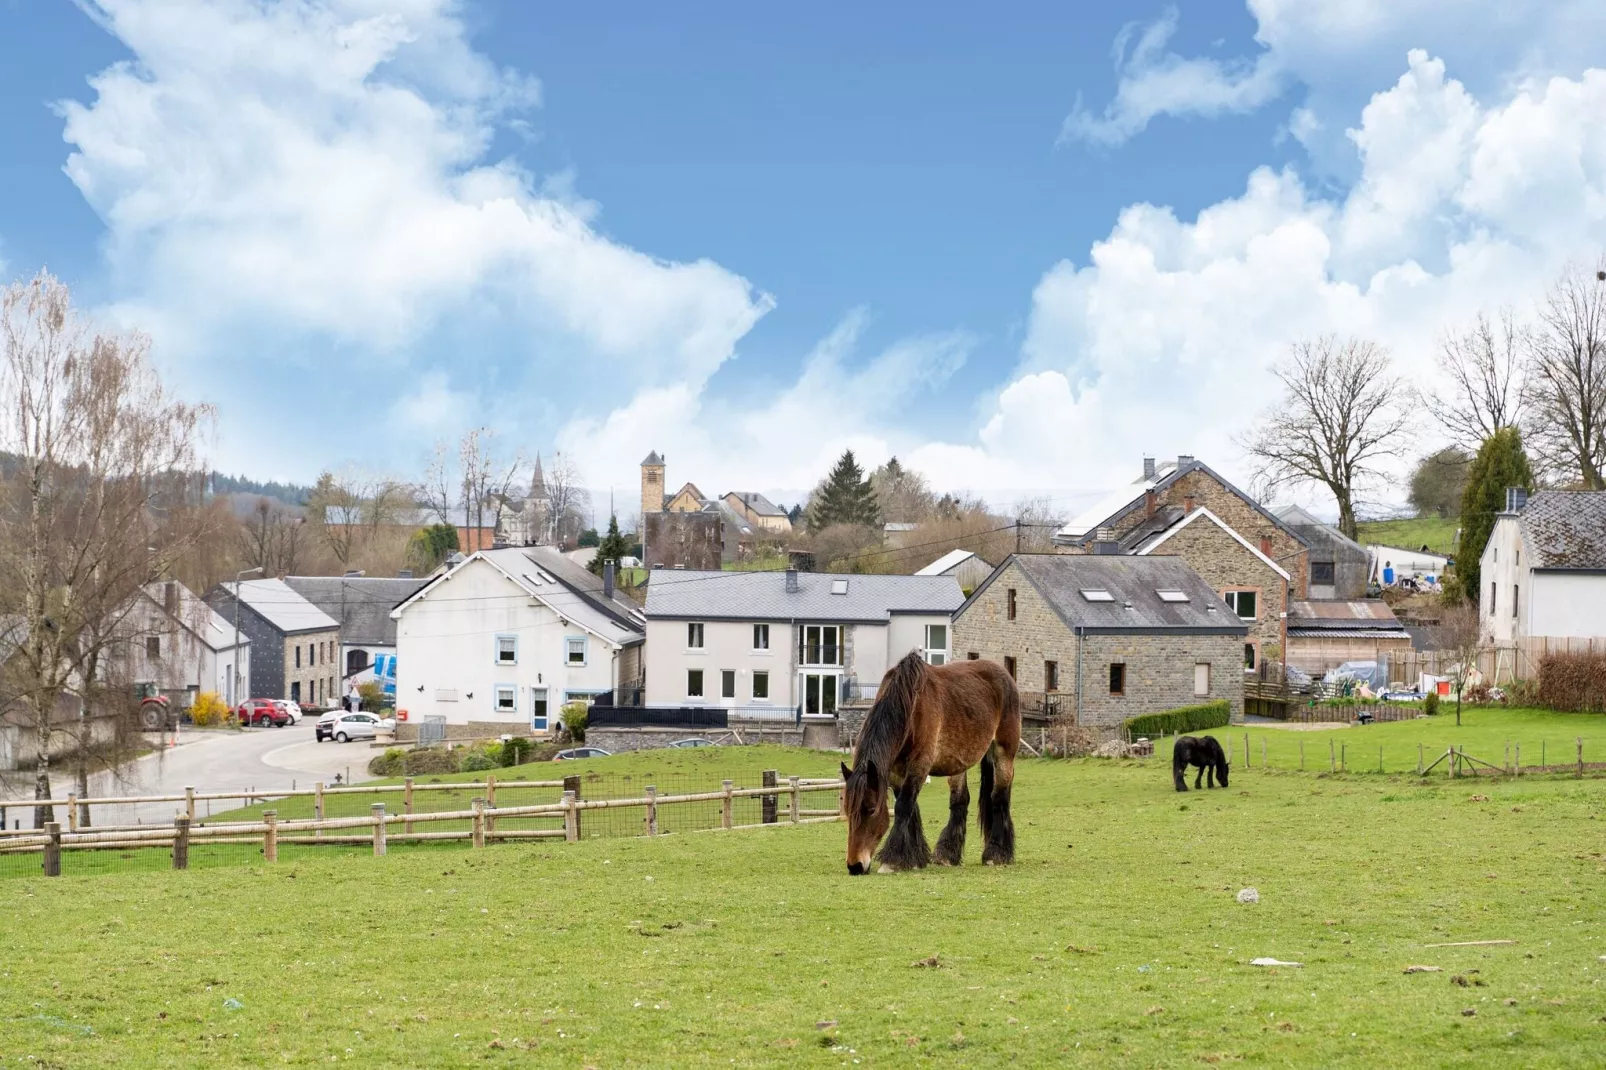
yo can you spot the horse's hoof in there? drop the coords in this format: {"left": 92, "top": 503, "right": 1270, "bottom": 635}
{"left": 877, "top": 864, "right": 896, "bottom": 874}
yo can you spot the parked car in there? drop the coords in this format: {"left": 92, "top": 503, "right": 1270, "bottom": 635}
{"left": 554, "top": 747, "right": 612, "bottom": 761}
{"left": 237, "top": 699, "right": 291, "bottom": 727}
{"left": 273, "top": 699, "right": 303, "bottom": 724}
{"left": 326, "top": 711, "right": 395, "bottom": 743}
{"left": 315, "top": 710, "right": 340, "bottom": 742}
{"left": 667, "top": 738, "right": 713, "bottom": 748}
{"left": 1379, "top": 688, "right": 1423, "bottom": 703}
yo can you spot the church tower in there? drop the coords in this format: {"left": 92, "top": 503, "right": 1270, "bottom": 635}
{"left": 640, "top": 451, "right": 665, "bottom": 520}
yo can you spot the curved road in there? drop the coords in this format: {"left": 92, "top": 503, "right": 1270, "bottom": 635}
{"left": 3, "top": 724, "right": 381, "bottom": 829}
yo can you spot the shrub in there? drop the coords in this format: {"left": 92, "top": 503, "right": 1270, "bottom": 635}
{"left": 459, "top": 749, "right": 498, "bottom": 772}
{"left": 401, "top": 747, "right": 461, "bottom": 775}
{"left": 1537, "top": 652, "right": 1606, "bottom": 712}
{"left": 190, "top": 691, "right": 233, "bottom": 727}
{"left": 357, "top": 681, "right": 386, "bottom": 712}
{"left": 1504, "top": 678, "right": 1541, "bottom": 707}
{"left": 1123, "top": 700, "right": 1230, "bottom": 738}
{"left": 367, "top": 748, "right": 408, "bottom": 777}
{"left": 500, "top": 736, "right": 534, "bottom": 767}
{"left": 561, "top": 701, "right": 588, "bottom": 743}
{"left": 1423, "top": 691, "right": 1440, "bottom": 716}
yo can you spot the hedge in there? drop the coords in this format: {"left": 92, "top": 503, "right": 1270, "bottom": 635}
{"left": 1537, "top": 652, "right": 1606, "bottom": 713}
{"left": 1123, "top": 700, "right": 1231, "bottom": 738}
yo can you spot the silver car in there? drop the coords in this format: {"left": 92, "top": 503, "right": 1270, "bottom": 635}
{"left": 327, "top": 712, "right": 395, "bottom": 743}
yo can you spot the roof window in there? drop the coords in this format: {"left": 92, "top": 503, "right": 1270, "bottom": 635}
{"left": 1080, "top": 589, "right": 1114, "bottom": 602}
{"left": 1156, "top": 589, "right": 1189, "bottom": 603}
{"left": 830, "top": 579, "right": 849, "bottom": 595}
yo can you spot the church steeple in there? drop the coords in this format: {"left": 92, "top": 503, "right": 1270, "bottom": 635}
{"left": 530, "top": 452, "right": 547, "bottom": 497}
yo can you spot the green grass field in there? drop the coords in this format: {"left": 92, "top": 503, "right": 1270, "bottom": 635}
{"left": 4, "top": 715, "right": 1606, "bottom": 1067}
{"left": 1356, "top": 516, "right": 1461, "bottom": 555}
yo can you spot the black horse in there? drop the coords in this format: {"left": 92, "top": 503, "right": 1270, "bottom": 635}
{"left": 1173, "top": 735, "right": 1229, "bottom": 791}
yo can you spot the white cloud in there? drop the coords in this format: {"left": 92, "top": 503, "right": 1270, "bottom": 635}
{"left": 61, "top": 0, "right": 771, "bottom": 402}
{"left": 389, "top": 369, "right": 471, "bottom": 432}
{"left": 927, "top": 53, "right": 1606, "bottom": 507}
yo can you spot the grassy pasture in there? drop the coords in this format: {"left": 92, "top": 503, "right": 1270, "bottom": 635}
{"left": 3, "top": 730, "right": 1605, "bottom": 1067}
{"left": 1356, "top": 516, "right": 1460, "bottom": 555}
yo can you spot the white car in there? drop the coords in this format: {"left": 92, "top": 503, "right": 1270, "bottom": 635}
{"left": 325, "top": 711, "right": 395, "bottom": 743}
{"left": 274, "top": 700, "right": 303, "bottom": 724}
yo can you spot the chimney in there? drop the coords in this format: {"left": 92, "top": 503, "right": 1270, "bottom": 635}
{"left": 1184, "top": 494, "right": 1196, "bottom": 514}
{"left": 1505, "top": 487, "right": 1529, "bottom": 513}
{"left": 603, "top": 560, "right": 615, "bottom": 600}
{"left": 1142, "top": 455, "right": 1156, "bottom": 481}
{"left": 1145, "top": 489, "right": 1158, "bottom": 517}
{"left": 785, "top": 568, "right": 800, "bottom": 593}
{"left": 164, "top": 581, "right": 178, "bottom": 616}
{"left": 1259, "top": 536, "right": 1272, "bottom": 556}
{"left": 1177, "top": 454, "right": 1195, "bottom": 469}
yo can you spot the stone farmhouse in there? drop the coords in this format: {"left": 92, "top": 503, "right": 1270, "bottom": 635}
{"left": 205, "top": 579, "right": 341, "bottom": 708}
{"left": 953, "top": 554, "right": 1247, "bottom": 727}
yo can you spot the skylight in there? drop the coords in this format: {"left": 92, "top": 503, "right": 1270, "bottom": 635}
{"left": 1156, "top": 590, "right": 1190, "bottom": 603}
{"left": 830, "top": 579, "right": 850, "bottom": 595}
{"left": 1080, "top": 589, "right": 1114, "bottom": 602}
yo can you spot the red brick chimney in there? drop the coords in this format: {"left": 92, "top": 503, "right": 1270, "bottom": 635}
{"left": 1145, "top": 489, "right": 1158, "bottom": 517}
{"left": 1183, "top": 494, "right": 1196, "bottom": 514}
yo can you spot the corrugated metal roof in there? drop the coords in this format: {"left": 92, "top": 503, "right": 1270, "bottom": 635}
{"left": 972, "top": 554, "right": 1247, "bottom": 633}
{"left": 645, "top": 569, "right": 964, "bottom": 622}
{"left": 1287, "top": 599, "right": 1406, "bottom": 631}
{"left": 1287, "top": 628, "right": 1415, "bottom": 640}
{"left": 1518, "top": 490, "right": 1606, "bottom": 570}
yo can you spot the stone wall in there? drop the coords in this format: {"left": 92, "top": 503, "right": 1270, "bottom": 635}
{"left": 952, "top": 560, "right": 1244, "bottom": 727}
{"left": 283, "top": 629, "right": 341, "bottom": 709}
{"left": 1142, "top": 515, "right": 1287, "bottom": 666}
{"left": 588, "top": 724, "right": 804, "bottom": 753}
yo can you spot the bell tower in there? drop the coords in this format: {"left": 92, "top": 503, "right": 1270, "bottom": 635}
{"left": 640, "top": 450, "right": 665, "bottom": 522}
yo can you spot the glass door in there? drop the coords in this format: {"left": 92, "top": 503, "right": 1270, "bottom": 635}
{"left": 801, "top": 673, "right": 838, "bottom": 716}
{"left": 531, "top": 688, "right": 549, "bottom": 732}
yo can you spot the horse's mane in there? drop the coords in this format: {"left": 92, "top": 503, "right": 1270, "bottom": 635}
{"left": 855, "top": 651, "right": 926, "bottom": 773}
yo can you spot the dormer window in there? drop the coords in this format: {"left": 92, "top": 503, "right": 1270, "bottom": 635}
{"left": 1156, "top": 590, "right": 1189, "bottom": 603}
{"left": 1080, "top": 589, "right": 1114, "bottom": 603}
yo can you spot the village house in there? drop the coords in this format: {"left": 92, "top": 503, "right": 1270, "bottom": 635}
{"left": 124, "top": 581, "right": 253, "bottom": 709}
{"left": 1481, "top": 489, "right": 1606, "bottom": 652}
{"left": 391, "top": 547, "right": 644, "bottom": 735}
{"left": 284, "top": 574, "right": 427, "bottom": 702}
{"left": 1130, "top": 506, "right": 1291, "bottom": 674}
{"left": 1272, "top": 504, "right": 1370, "bottom": 599}
{"left": 641, "top": 567, "right": 963, "bottom": 719}
{"left": 1052, "top": 455, "right": 1313, "bottom": 597}
{"left": 639, "top": 452, "right": 788, "bottom": 569}
{"left": 952, "top": 555, "right": 1247, "bottom": 727}
{"left": 206, "top": 579, "right": 341, "bottom": 708}
{"left": 915, "top": 549, "right": 995, "bottom": 594}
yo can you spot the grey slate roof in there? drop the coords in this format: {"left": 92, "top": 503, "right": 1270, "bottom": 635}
{"left": 963, "top": 554, "right": 1248, "bottom": 634}
{"left": 642, "top": 450, "right": 664, "bottom": 466}
{"left": 1055, "top": 458, "right": 1307, "bottom": 549}
{"left": 645, "top": 570, "right": 964, "bottom": 622}
{"left": 1517, "top": 491, "right": 1606, "bottom": 570}
{"left": 284, "top": 576, "right": 427, "bottom": 647}
{"left": 489, "top": 546, "right": 646, "bottom": 633}
{"left": 216, "top": 579, "right": 339, "bottom": 634}
{"left": 727, "top": 491, "right": 786, "bottom": 517}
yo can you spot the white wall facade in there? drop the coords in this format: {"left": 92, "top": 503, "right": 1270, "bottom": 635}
{"left": 124, "top": 598, "right": 252, "bottom": 707}
{"left": 394, "top": 559, "right": 625, "bottom": 731}
{"left": 1482, "top": 515, "right": 1606, "bottom": 644}
{"left": 1529, "top": 571, "right": 1606, "bottom": 638}
{"left": 1480, "top": 517, "right": 1526, "bottom": 645}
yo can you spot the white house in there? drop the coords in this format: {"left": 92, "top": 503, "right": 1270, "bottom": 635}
{"left": 642, "top": 568, "right": 965, "bottom": 717}
{"left": 1481, "top": 489, "right": 1606, "bottom": 647}
{"left": 125, "top": 581, "right": 252, "bottom": 708}
{"left": 1367, "top": 544, "right": 1450, "bottom": 587}
{"left": 391, "top": 547, "right": 645, "bottom": 734}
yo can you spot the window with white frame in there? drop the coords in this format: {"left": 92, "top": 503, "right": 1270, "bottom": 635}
{"left": 494, "top": 685, "right": 517, "bottom": 713}
{"left": 752, "top": 670, "right": 769, "bottom": 700}
{"left": 801, "top": 624, "right": 841, "bottom": 666}
{"left": 496, "top": 635, "right": 517, "bottom": 665}
{"left": 687, "top": 622, "right": 705, "bottom": 649}
{"left": 752, "top": 623, "right": 770, "bottom": 650}
{"left": 687, "top": 669, "right": 704, "bottom": 698}
{"left": 924, "top": 623, "right": 948, "bottom": 665}
{"left": 1223, "top": 590, "right": 1258, "bottom": 620}
{"left": 565, "top": 636, "right": 587, "bottom": 666}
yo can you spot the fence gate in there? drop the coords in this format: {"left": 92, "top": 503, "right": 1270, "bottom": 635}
{"left": 418, "top": 716, "right": 447, "bottom": 747}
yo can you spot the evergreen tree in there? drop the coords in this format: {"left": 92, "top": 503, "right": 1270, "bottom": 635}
{"left": 808, "top": 450, "right": 881, "bottom": 530}
{"left": 588, "top": 514, "right": 632, "bottom": 576}
{"left": 1454, "top": 427, "right": 1534, "bottom": 604}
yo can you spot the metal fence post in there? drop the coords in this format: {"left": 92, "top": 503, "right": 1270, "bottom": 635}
{"left": 762, "top": 770, "right": 778, "bottom": 824}
{"left": 645, "top": 786, "right": 658, "bottom": 836}
{"left": 371, "top": 803, "right": 386, "bottom": 857}
{"left": 43, "top": 822, "right": 61, "bottom": 877}
{"left": 263, "top": 810, "right": 278, "bottom": 863}
{"left": 472, "top": 798, "right": 486, "bottom": 849}
{"left": 173, "top": 815, "right": 190, "bottom": 870}
{"left": 721, "top": 779, "right": 734, "bottom": 830}
{"left": 789, "top": 776, "right": 801, "bottom": 824}
{"left": 562, "top": 790, "right": 578, "bottom": 842}
{"left": 1578, "top": 737, "right": 1585, "bottom": 779}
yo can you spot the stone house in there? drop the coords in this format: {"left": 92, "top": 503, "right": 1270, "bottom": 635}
{"left": 284, "top": 575, "right": 427, "bottom": 702}
{"left": 205, "top": 579, "right": 341, "bottom": 708}
{"left": 1272, "top": 504, "right": 1369, "bottom": 599}
{"left": 952, "top": 554, "right": 1247, "bottom": 727}
{"left": 639, "top": 452, "right": 786, "bottom": 569}
{"left": 1130, "top": 506, "right": 1291, "bottom": 673}
{"left": 1053, "top": 455, "right": 1311, "bottom": 598}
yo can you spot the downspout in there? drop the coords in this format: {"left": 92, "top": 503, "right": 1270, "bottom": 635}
{"left": 1074, "top": 627, "right": 1084, "bottom": 724}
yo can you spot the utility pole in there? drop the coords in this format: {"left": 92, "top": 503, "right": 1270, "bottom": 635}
{"left": 1015, "top": 518, "right": 1022, "bottom": 555}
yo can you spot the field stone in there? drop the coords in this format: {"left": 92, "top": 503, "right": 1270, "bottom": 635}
{"left": 1236, "top": 888, "right": 1260, "bottom": 904}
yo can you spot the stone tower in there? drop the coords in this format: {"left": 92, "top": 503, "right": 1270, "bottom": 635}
{"left": 640, "top": 450, "right": 665, "bottom": 523}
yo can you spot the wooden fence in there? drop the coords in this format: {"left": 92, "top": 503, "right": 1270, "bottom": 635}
{"left": 1, "top": 773, "right": 845, "bottom": 874}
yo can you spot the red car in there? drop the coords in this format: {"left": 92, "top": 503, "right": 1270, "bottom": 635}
{"left": 237, "top": 699, "right": 291, "bottom": 727}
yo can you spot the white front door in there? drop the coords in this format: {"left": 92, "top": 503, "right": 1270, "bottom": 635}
{"left": 801, "top": 672, "right": 839, "bottom": 716}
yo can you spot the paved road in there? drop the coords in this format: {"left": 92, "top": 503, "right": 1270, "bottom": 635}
{"left": 2, "top": 723, "right": 383, "bottom": 829}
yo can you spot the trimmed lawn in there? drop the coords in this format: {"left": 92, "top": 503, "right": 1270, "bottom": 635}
{"left": 4, "top": 741, "right": 1605, "bottom": 1066}
{"left": 1356, "top": 516, "right": 1460, "bottom": 555}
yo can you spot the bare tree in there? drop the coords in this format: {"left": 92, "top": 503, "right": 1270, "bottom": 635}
{"left": 1240, "top": 336, "right": 1414, "bottom": 540}
{"left": 309, "top": 470, "right": 410, "bottom": 569}
{"left": 1524, "top": 261, "right": 1606, "bottom": 489}
{"left": 418, "top": 441, "right": 456, "bottom": 527}
{"left": 541, "top": 451, "right": 590, "bottom": 546}
{"left": 238, "top": 497, "right": 305, "bottom": 576}
{"left": 1433, "top": 602, "right": 1485, "bottom": 727}
{"left": 0, "top": 272, "right": 209, "bottom": 823}
{"left": 1427, "top": 310, "right": 1526, "bottom": 449}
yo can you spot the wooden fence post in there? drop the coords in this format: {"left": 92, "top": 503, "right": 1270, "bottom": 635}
{"left": 485, "top": 774, "right": 497, "bottom": 836}
{"left": 173, "top": 815, "right": 190, "bottom": 870}
{"left": 314, "top": 782, "right": 325, "bottom": 839}
{"left": 1578, "top": 738, "right": 1584, "bottom": 779}
{"left": 1299, "top": 740, "right": 1304, "bottom": 771}
{"left": 471, "top": 798, "right": 486, "bottom": 849}
{"left": 66, "top": 793, "right": 78, "bottom": 833}
{"left": 563, "top": 775, "right": 582, "bottom": 840}
{"left": 789, "top": 776, "right": 801, "bottom": 824}
{"left": 645, "top": 786, "right": 658, "bottom": 836}
{"left": 1417, "top": 743, "right": 1423, "bottom": 775}
{"left": 1244, "top": 733, "right": 1251, "bottom": 768}
{"left": 404, "top": 777, "right": 415, "bottom": 835}
{"left": 43, "top": 822, "right": 61, "bottom": 877}
{"left": 185, "top": 786, "right": 196, "bottom": 823}
{"left": 721, "top": 779, "right": 734, "bottom": 830}
{"left": 1340, "top": 743, "right": 1346, "bottom": 772}
{"left": 1515, "top": 742, "right": 1520, "bottom": 776}
{"left": 371, "top": 803, "right": 386, "bottom": 857}
{"left": 263, "top": 810, "right": 278, "bottom": 863}
{"left": 562, "top": 790, "right": 578, "bottom": 843}
{"left": 762, "top": 770, "right": 778, "bottom": 824}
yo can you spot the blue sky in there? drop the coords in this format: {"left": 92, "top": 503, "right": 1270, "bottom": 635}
{"left": 2, "top": 1, "right": 1605, "bottom": 518}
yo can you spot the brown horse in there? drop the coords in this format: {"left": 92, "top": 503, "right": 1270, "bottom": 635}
{"left": 841, "top": 652, "right": 1020, "bottom": 875}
